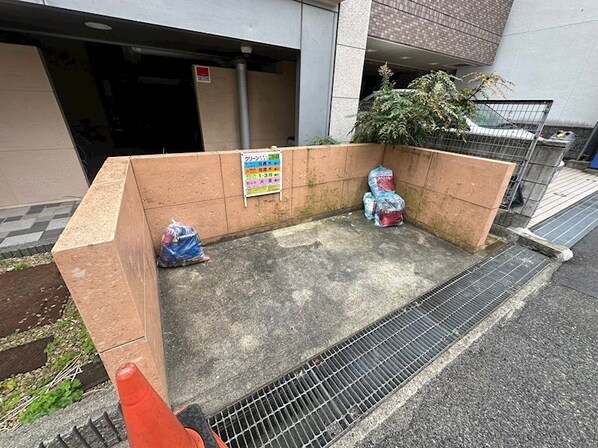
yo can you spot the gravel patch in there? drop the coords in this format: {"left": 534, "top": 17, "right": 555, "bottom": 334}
{"left": 0, "top": 253, "right": 53, "bottom": 274}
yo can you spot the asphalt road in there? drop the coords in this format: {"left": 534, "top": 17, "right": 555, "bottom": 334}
{"left": 357, "top": 227, "right": 598, "bottom": 448}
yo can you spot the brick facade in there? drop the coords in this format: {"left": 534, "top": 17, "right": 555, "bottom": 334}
{"left": 369, "top": 0, "right": 513, "bottom": 65}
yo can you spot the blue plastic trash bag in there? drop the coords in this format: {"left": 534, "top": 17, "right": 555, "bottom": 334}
{"left": 158, "top": 220, "right": 210, "bottom": 268}
{"left": 373, "top": 192, "right": 405, "bottom": 228}
{"left": 363, "top": 192, "right": 377, "bottom": 221}
{"left": 368, "top": 166, "right": 396, "bottom": 197}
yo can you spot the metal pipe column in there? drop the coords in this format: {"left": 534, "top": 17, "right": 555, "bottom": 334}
{"left": 236, "top": 58, "right": 251, "bottom": 149}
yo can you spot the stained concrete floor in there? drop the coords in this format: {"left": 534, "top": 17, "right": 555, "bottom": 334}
{"left": 159, "top": 213, "right": 485, "bottom": 415}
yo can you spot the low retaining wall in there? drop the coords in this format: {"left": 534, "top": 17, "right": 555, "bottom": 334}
{"left": 52, "top": 143, "right": 514, "bottom": 401}
{"left": 384, "top": 146, "right": 515, "bottom": 252}
{"left": 428, "top": 132, "right": 569, "bottom": 229}
{"left": 53, "top": 159, "right": 167, "bottom": 399}
{"left": 131, "top": 144, "right": 385, "bottom": 251}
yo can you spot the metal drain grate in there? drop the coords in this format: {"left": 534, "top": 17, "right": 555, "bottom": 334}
{"left": 533, "top": 192, "right": 598, "bottom": 247}
{"left": 209, "top": 245, "right": 549, "bottom": 448}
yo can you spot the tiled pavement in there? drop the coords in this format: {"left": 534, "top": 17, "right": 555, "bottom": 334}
{"left": 0, "top": 201, "right": 79, "bottom": 259}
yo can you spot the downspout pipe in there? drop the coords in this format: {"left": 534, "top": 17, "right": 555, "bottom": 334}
{"left": 236, "top": 57, "right": 251, "bottom": 149}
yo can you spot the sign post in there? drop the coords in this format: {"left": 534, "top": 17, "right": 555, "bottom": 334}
{"left": 240, "top": 151, "right": 283, "bottom": 207}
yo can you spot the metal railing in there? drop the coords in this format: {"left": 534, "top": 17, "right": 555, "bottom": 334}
{"left": 427, "top": 100, "right": 553, "bottom": 209}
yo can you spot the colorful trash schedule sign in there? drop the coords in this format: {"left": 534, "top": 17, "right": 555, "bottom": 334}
{"left": 241, "top": 151, "right": 283, "bottom": 206}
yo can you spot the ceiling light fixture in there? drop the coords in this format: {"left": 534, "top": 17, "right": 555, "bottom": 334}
{"left": 428, "top": 62, "right": 440, "bottom": 66}
{"left": 84, "top": 22, "right": 112, "bottom": 31}
{"left": 400, "top": 56, "right": 411, "bottom": 60}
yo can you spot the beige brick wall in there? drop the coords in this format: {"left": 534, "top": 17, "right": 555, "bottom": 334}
{"left": 369, "top": 0, "right": 514, "bottom": 65}
{"left": 53, "top": 158, "right": 166, "bottom": 400}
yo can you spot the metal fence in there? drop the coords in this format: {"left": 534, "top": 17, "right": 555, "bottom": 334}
{"left": 427, "top": 100, "right": 553, "bottom": 209}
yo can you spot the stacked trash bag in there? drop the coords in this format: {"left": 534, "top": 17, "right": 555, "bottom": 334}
{"left": 363, "top": 166, "right": 406, "bottom": 227}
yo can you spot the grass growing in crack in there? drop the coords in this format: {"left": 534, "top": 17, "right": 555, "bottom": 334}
{"left": 0, "top": 299, "right": 100, "bottom": 431}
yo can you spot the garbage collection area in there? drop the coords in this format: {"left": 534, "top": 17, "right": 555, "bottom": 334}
{"left": 52, "top": 142, "right": 515, "bottom": 407}
{"left": 159, "top": 213, "right": 486, "bottom": 413}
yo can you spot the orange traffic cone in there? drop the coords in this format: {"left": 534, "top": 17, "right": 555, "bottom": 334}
{"left": 115, "top": 363, "right": 228, "bottom": 448}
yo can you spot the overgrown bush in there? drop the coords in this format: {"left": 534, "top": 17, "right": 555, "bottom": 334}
{"left": 352, "top": 64, "right": 512, "bottom": 146}
{"left": 308, "top": 136, "right": 340, "bottom": 146}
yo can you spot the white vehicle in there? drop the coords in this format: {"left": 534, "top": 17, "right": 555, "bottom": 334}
{"left": 359, "top": 90, "right": 539, "bottom": 141}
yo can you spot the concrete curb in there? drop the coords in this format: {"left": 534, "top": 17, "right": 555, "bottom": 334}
{"left": 564, "top": 160, "right": 590, "bottom": 170}
{"left": 0, "top": 240, "right": 55, "bottom": 260}
{"left": 491, "top": 224, "right": 573, "bottom": 262}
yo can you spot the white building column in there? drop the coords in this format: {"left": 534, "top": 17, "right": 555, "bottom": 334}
{"left": 328, "top": 0, "right": 372, "bottom": 143}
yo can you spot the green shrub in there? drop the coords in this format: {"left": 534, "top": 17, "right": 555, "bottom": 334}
{"left": 20, "top": 380, "right": 83, "bottom": 424}
{"left": 308, "top": 136, "right": 340, "bottom": 146}
{"left": 352, "top": 64, "right": 512, "bottom": 146}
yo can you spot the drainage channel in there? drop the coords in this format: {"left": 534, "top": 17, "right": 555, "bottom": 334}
{"left": 209, "top": 244, "right": 549, "bottom": 448}
{"left": 532, "top": 192, "right": 598, "bottom": 247}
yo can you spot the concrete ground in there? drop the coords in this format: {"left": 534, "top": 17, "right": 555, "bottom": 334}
{"left": 352, "top": 227, "right": 598, "bottom": 448}
{"left": 160, "top": 213, "right": 484, "bottom": 414}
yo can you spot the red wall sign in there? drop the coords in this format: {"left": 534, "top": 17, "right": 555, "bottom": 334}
{"left": 195, "top": 66, "right": 211, "bottom": 83}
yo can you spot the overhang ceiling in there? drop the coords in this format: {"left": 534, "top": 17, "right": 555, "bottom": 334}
{"left": 0, "top": 1, "right": 297, "bottom": 61}
{"left": 365, "top": 37, "right": 477, "bottom": 72}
